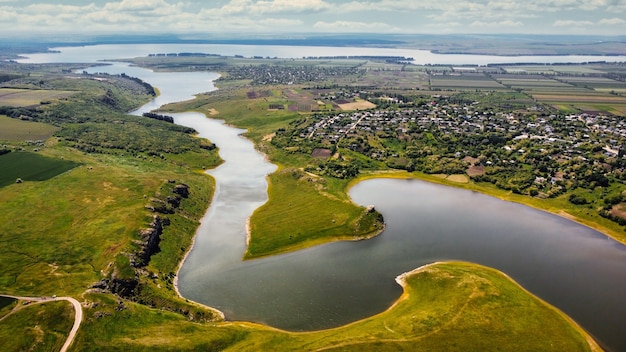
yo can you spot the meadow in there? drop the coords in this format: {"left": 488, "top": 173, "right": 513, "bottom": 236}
{"left": 247, "top": 168, "right": 383, "bottom": 258}
{"left": 0, "top": 300, "right": 74, "bottom": 352}
{"left": 0, "top": 88, "right": 74, "bottom": 107}
{"left": 0, "top": 115, "right": 59, "bottom": 141}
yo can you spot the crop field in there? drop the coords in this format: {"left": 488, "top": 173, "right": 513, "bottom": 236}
{"left": 430, "top": 74, "right": 507, "bottom": 91}
{"left": 559, "top": 76, "right": 626, "bottom": 91}
{"left": 531, "top": 90, "right": 626, "bottom": 114}
{"left": 0, "top": 115, "right": 59, "bottom": 141}
{"left": 0, "top": 152, "right": 80, "bottom": 188}
{"left": 356, "top": 69, "right": 430, "bottom": 89}
{"left": 338, "top": 99, "right": 377, "bottom": 110}
{"left": 531, "top": 92, "right": 626, "bottom": 103}
{"left": 0, "top": 88, "right": 74, "bottom": 107}
{"left": 495, "top": 77, "right": 576, "bottom": 90}
{"left": 503, "top": 65, "right": 608, "bottom": 75}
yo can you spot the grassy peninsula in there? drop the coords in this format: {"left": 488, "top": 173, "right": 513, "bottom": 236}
{"left": 53, "top": 263, "right": 605, "bottom": 351}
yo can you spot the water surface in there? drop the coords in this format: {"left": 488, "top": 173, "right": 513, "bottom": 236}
{"left": 19, "top": 43, "right": 626, "bottom": 65}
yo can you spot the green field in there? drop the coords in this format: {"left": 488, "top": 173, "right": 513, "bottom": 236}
{"left": 0, "top": 152, "right": 80, "bottom": 188}
{"left": 430, "top": 75, "right": 507, "bottom": 90}
{"left": 0, "top": 296, "right": 16, "bottom": 319}
{"left": 0, "top": 115, "right": 59, "bottom": 141}
{"left": 247, "top": 168, "right": 383, "bottom": 258}
{"left": 0, "top": 300, "right": 74, "bottom": 352}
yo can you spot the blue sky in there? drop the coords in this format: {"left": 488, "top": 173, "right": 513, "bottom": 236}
{"left": 2, "top": 0, "right": 626, "bottom": 37}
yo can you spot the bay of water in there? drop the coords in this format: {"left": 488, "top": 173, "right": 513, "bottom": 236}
{"left": 22, "top": 45, "right": 626, "bottom": 352}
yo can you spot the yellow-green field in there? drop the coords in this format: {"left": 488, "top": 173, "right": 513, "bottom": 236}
{"left": 0, "top": 88, "right": 74, "bottom": 107}
{"left": 247, "top": 168, "right": 383, "bottom": 258}
{"left": 0, "top": 115, "right": 59, "bottom": 141}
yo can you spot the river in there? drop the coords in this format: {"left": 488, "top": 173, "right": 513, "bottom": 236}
{"left": 20, "top": 45, "right": 626, "bottom": 352}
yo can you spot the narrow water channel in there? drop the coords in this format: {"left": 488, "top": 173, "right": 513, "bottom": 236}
{"left": 78, "top": 60, "right": 626, "bottom": 352}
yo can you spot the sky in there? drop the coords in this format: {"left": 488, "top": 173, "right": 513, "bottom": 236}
{"left": 1, "top": 0, "right": 626, "bottom": 38}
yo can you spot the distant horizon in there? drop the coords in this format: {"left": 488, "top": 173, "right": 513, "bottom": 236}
{"left": 4, "top": 32, "right": 626, "bottom": 45}
{"left": 5, "top": 33, "right": 626, "bottom": 58}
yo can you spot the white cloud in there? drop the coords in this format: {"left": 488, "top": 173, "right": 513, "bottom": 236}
{"left": 258, "top": 18, "right": 304, "bottom": 26}
{"left": 210, "top": 0, "right": 331, "bottom": 16}
{"left": 0, "top": 0, "right": 625, "bottom": 36}
{"left": 599, "top": 17, "right": 626, "bottom": 25}
{"left": 103, "top": 0, "right": 183, "bottom": 17}
{"left": 471, "top": 20, "right": 524, "bottom": 28}
{"left": 313, "top": 20, "right": 397, "bottom": 32}
{"left": 253, "top": 0, "right": 331, "bottom": 13}
{"left": 553, "top": 20, "right": 595, "bottom": 27}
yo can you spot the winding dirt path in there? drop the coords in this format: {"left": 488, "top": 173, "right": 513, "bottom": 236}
{"left": 0, "top": 294, "right": 82, "bottom": 352}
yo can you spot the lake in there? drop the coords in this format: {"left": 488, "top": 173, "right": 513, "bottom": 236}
{"left": 19, "top": 43, "right": 626, "bottom": 65}
{"left": 21, "top": 44, "right": 626, "bottom": 352}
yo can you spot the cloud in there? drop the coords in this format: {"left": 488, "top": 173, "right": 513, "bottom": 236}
{"left": 313, "top": 20, "right": 397, "bottom": 32}
{"left": 471, "top": 20, "right": 524, "bottom": 28}
{"left": 0, "top": 0, "right": 625, "bottom": 36}
{"left": 103, "top": 0, "right": 183, "bottom": 17}
{"left": 211, "top": 0, "right": 331, "bottom": 16}
{"left": 599, "top": 17, "right": 626, "bottom": 25}
{"left": 553, "top": 20, "right": 595, "bottom": 27}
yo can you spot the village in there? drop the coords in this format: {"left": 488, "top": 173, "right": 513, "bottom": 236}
{"left": 275, "top": 94, "right": 626, "bottom": 198}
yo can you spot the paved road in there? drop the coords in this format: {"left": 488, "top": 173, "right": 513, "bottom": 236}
{"left": 0, "top": 294, "right": 83, "bottom": 352}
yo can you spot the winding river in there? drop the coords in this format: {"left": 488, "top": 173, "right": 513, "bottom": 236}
{"left": 21, "top": 45, "right": 626, "bottom": 352}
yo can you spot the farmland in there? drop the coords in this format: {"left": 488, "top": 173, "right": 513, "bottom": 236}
{"left": 0, "top": 152, "right": 80, "bottom": 188}
{"left": 127, "top": 54, "right": 626, "bottom": 115}
{"left": 0, "top": 115, "right": 59, "bottom": 141}
{"left": 0, "top": 88, "right": 74, "bottom": 107}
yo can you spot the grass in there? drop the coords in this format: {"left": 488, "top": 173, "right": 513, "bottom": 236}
{"left": 0, "top": 150, "right": 217, "bottom": 295}
{"left": 0, "top": 300, "right": 74, "bottom": 352}
{"left": 0, "top": 296, "right": 16, "bottom": 319}
{"left": 0, "top": 151, "right": 80, "bottom": 188}
{"left": 0, "top": 88, "right": 75, "bottom": 107}
{"left": 246, "top": 168, "right": 383, "bottom": 258}
{"left": 0, "top": 115, "right": 60, "bottom": 141}
{"left": 70, "top": 262, "right": 599, "bottom": 351}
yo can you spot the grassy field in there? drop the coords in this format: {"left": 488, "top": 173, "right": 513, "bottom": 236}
{"left": 0, "top": 88, "right": 75, "bottom": 107}
{"left": 0, "top": 296, "right": 16, "bottom": 318}
{"left": 0, "top": 151, "right": 80, "bottom": 188}
{"left": 247, "top": 168, "right": 383, "bottom": 258}
{"left": 0, "top": 115, "right": 59, "bottom": 141}
{"left": 430, "top": 74, "right": 507, "bottom": 91}
{"left": 0, "top": 300, "right": 74, "bottom": 352}
{"left": 71, "top": 262, "right": 599, "bottom": 351}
